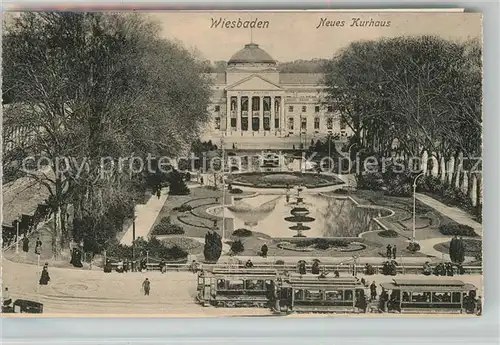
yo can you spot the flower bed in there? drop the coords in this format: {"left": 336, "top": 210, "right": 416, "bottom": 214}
{"left": 228, "top": 172, "right": 343, "bottom": 189}
{"left": 378, "top": 230, "right": 399, "bottom": 238}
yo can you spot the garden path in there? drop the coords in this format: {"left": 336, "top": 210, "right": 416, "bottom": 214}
{"left": 415, "top": 193, "right": 482, "bottom": 237}
{"left": 119, "top": 183, "right": 201, "bottom": 245}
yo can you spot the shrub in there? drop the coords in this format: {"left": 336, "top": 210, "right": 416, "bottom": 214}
{"left": 172, "top": 204, "right": 193, "bottom": 212}
{"left": 152, "top": 217, "right": 185, "bottom": 235}
{"left": 204, "top": 231, "right": 222, "bottom": 262}
{"left": 357, "top": 172, "right": 385, "bottom": 191}
{"left": 407, "top": 242, "right": 421, "bottom": 252}
{"left": 230, "top": 239, "right": 244, "bottom": 254}
{"left": 378, "top": 230, "right": 399, "bottom": 238}
{"left": 315, "top": 238, "right": 330, "bottom": 250}
{"left": 106, "top": 236, "right": 188, "bottom": 261}
{"left": 439, "top": 223, "right": 477, "bottom": 237}
{"left": 184, "top": 172, "right": 191, "bottom": 182}
{"left": 275, "top": 260, "right": 285, "bottom": 265}
{"left": 205, "top": 185, "right": 218, "bottom": 191}
{"left": 333, "top": 189, "right": 349, "bottom": 195}
{"left": 232, "top": 228, "right": 253, "bottom": 237}
{"left": 230, "top": 188, "right": 243, "bottom": 194}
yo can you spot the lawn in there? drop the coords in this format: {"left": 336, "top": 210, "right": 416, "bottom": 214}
{"left": 433, "top": 238, "right": 482, "bottom": 257}
{"left": 151, "top": 186, "right": 253, "bottom": 238}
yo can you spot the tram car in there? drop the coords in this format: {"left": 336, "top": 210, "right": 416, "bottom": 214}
{"left": 380, "top": 279, "right": 478, "bottom": 314}
{"left": 197, "top": 268, "right": 279, "bottom": 307}
{"left": 274, "top": 274, "right": 367, "bottom": 314}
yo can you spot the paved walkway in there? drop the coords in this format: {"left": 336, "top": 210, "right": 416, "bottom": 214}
{"left": 120, "top": 187, "right": 170, "bottom": 245}
{"left": 415, "top": 193, "right": 482, "bottom": 237}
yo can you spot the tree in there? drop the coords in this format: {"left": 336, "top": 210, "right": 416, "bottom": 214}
{"left": 3, "top": 13, "right": 211, "bottom": 257}
{"left": 168, "top": 170, "right": 190, "bottom": 195}
{"left": 203, "top": 230, "right": 222, "bottom": 262}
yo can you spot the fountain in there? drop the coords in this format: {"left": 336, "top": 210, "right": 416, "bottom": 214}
{"left": 284, "top": 186, "right": 315, "bottom": 237}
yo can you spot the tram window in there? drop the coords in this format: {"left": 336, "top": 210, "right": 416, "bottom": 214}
{"left": 452, "top": 292, "right": 461, "bottom": 303}
{"left": 344, "top": 290, "right": 353, "bottom": 301}
{"left": 228, "top": 280, "right": 244, "bottom": 290}
{"left": 402, "top": 292, "right": 410, "bottom": 302}
{"left": 246, "top": 280, "right": 264, "bottom": 290}
{"left": 411, "top": 293, "right": 427, "bottom": 302}
{"left": 442, "top": 293, "right": 451, "bottom": 302}
{"left": 326, "top": 290, "right": 343, "bottom": 301}
{"left": 217, "top": 279, "right": 226, "bottom": 290}
{"left": 305, "top": 290, "right": 323, "bottom": 300}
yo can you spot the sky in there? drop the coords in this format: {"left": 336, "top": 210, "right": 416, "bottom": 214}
{"left": 148, "top": 11, "right": 482, "bottom": 62}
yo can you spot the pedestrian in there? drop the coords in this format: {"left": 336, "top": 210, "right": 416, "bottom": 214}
{"left": 156, "top": 188, "right": 161, "bottom": 199}
{"left": 200, "top": 176, "right": 204, "bottom": 185}
{"left": 298, "top": 261, "right": 307, "bottom": 275}
{"left": 22, "top": 236, "right": 29, "bottom": 253}
{"left": 334, "top": 270, "right": 340, "bottom": 278}
{"left": 370, "top": 281, "right": 377, "bottom": 301}
{"left": 260, "top": 243, "right": 268, "bottom": 258}
{"left": 311, "top": 261, "right": 320, "bottom": 274}
{"left": 35, "top": 237, "right": 42, "bottom": 255}
{"left": 392, "top": 245, "right": 397, "bottom": 260}
{"left": 39, "top": 263, "right": 50, "bottom": 285}
{"left": 2, "top": 287, "right": 12, "bottom": 306}
{"left": 245, "top": 259, "right": 254, "bottom": 268}
{"left": 386, "top": 244, "right": 392, "bottom": 259}
{"left": 142, "top": 278, "right": 151, "bottom": 296}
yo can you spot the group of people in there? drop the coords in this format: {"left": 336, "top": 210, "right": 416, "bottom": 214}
{"left": 21, "top": 236, "right": 43, "bottom": 255}
{"left": 386, "top": 244, "right": 397, "bottom": 259}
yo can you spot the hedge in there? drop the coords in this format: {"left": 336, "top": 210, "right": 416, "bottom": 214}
{"left": 230, "top": 239, "right": 245, "bottom": 254}
{"left": 294, "top": 238, "right": 350, "bottom": 249}
{"left": 406, "top": 242, "right": 421, "bottom": 252}
{"left": 378, "top": 230, "right": 399, "bottom": 238}
{"left": 230, "top": 188, "right": 244, "bottom": 194}
{"left": 439, "top": 223, "right": 477, "bottom": 237}
{"left": 232, "top": 228, "right": 253, "bottom": 237}
{"left": 172, "top": 204, "right": 193, "bottom": 212}
{"left": 151, "top": 217, "right": 185, "bottom": 235}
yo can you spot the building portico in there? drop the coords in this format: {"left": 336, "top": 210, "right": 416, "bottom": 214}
{"left": 206, "top": 42, "right": 351, "bottom": 142}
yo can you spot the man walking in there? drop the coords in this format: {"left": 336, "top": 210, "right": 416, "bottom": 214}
{"left": 392, "top": 245, "right": 397, "bottom": 260}
{"left": 142, "top": 278, "right": 151, "bottom": 296}
{"left": 386, "top": 244, "right": 392, "bottom": 259}
{"left": 370, "top": 281, "right": 377, "bottom": 302}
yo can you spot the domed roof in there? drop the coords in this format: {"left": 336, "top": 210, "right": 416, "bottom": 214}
{"left": 228, "top": 43, "right": 276, "bottom": 65}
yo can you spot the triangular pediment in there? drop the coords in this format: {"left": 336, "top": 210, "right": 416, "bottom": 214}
{"left": 226, "top": 74, "right": 282, "bottom": 91}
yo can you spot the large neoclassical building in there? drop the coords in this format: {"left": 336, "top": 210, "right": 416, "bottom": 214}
{"left": 205, "top": 43, "right": 349, "bottom": 138}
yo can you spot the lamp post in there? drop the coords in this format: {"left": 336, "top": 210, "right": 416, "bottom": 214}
{"left": 327, "top": 134, "right": 332, "bottom": 171}
{"left": 132, "top": 199, "right": 136, "bottom": 261}
{"left": 412, "top": 172, "right": 424, "bottom": 243}
{"left": 15, "top": 215, "right": 20, "bottom": 254}
{"left": 346, "top": 143, "right": 358, "bottom": 189}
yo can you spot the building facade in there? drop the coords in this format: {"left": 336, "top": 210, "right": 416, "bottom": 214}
{"left": 206, "top": 43, "right": 349, "bottom": 138}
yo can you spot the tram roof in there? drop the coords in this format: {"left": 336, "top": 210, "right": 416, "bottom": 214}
{"left": 391, "top": 279, "right": 468, "bottom": 287}
{"left": 380, "top": 280, "right": 476, "bottom": 292}
{"left": 211, "top": 268, "right": 278, "bottom": 274}
{"left": 281, "top": 283, "right": 364, "bottom": 289}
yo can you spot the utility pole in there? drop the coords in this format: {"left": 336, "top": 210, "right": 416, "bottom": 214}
{"left": 220, "top": 135, "right": 226, "bottom": 243}
{"left": 132, "top": 199, "right": 136, "bottom": 262}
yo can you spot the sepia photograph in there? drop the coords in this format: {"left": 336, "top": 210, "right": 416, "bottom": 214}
{"left": 1, "top": 10, "right": 482, "bottom": 317}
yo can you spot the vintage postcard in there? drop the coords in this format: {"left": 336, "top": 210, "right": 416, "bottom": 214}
{"left": 1, "top": 10, "right": 482, "bottom": 317}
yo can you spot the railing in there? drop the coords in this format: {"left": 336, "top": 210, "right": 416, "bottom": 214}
{"left": 264, "top": 111, "right": 271, "bottom": 117}
{"left": 103, "top": 261, "right": 482, "bottom": 275}
{"left": 241, "top": 111, "right": 248, "bottom": 117}
{"left": 252, "top": 111, "right": 260, "bottom": 117}
{"left": 230, "top": 111, "right": 237, "bottom": 117}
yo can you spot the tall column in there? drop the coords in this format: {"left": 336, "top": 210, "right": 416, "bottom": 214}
{"left": 280, "top": 96, "right": 285, "bottom": 135}
{"left": 270, "top": 96, "right": 275, "bottom": 132}
{"left": 259, "top": 96, "right": 264, "bottom": 132}
{"left": 236, "top": 95, "right": 241, "bottom": 132}
{"left": 249, "top": 96, "right": 253, "bottom": 133}
{"left": 226, "top": 95, "right": 231, "bottom": 134}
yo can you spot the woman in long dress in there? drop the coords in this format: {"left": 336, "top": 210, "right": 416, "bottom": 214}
{"left": 39, "top": 263, "right": 50, "bottom": 285}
